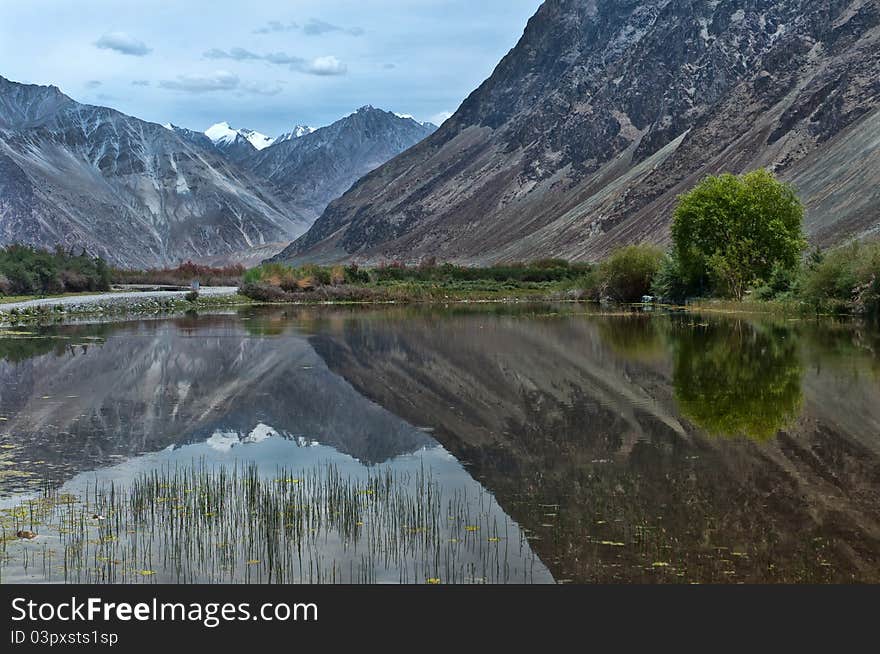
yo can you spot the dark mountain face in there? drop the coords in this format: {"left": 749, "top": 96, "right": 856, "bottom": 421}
{"left": 279, "top": 0, "right": 880, "bottom": 265}
{"left": 250, "top": 107, "right": 437, "bottom": 226}
{"left": 0, "top": 77, "right": 310, "bottom": 268}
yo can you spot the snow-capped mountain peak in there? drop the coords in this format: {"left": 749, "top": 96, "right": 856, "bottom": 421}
{"left": 276, "top": 125, "right": 317, "bottom": 143}
{"left": 239, "top": 128, "right": 274, "bottom": 150}
{"left": 205, "top": 122, "right": 274, "bottom": 150}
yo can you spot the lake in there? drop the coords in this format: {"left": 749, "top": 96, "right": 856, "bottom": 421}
{"left": 1, "top": 304, "right": 878, "bottom": 584}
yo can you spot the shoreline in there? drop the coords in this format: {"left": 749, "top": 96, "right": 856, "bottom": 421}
{"left": 0, "top": 286, "right": 871, "bottom": 326}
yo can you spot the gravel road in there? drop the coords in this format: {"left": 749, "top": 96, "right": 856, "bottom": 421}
{"left": 0, "top": 286, "right": 239, "bottom": 313}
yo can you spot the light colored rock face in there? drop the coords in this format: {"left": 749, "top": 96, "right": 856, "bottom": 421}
{"left": 279, "top": 0, "right": 880, "bottom": 265}
{"left": 0, "top": 77, "right": 310, "bottom": 268}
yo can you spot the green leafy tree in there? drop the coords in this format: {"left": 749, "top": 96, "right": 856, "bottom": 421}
{"left": 672, "top": 169, "right": 806, "bottom": 300}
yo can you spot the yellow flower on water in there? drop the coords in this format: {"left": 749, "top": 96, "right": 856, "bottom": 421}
{"left": 488, "top": 537, "right": 500, "bottom": 543}
{"left": 465, "top": 525, "right": 480, "bottom": 532}
{"left": 138, "top": 570, "right": 155, "bottom": 576}
{"left": 427, "top": 578, "right": 441, "bottom": 585}
{"left": 652, "top": 562, "right": 670, "bottom": 568}
{"left": 247, "top": 559, "right": 261, "bottom": 565}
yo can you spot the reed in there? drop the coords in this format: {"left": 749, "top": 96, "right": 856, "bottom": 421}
{"left": 0, "top": 462, "right": 539, "bottom": 585}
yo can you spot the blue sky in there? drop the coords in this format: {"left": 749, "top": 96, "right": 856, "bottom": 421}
{"left": 1, "top": 0, "right": 542, "bottom": 135}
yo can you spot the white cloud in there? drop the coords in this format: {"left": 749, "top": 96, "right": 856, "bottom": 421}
{"left": 429, "top": 111, "right": 454, "bottom": 125}
{"left": 305, "top": 56, "right": 347, "bottom": 76}
{"left": 159, "top": 70, "right": 239, "bottom": 93}
{"left": 201, "top": 47, "right": 342, "bottom": 75}
{"left": 94, "top": 32, "right": 152, "bottom": 56}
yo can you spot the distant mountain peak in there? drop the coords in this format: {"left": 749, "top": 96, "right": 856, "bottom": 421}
{"left": 205, "top": 122, "right": 274, "bottom": 151}
{"left": 275, "top": 125, "right": 317, "bottom": 144}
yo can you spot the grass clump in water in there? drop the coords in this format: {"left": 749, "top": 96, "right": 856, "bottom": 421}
{"left": 0, "top": 463, "right": 540, "bottom": 585}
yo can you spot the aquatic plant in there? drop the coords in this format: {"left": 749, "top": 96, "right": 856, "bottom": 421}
{"left": 0, "top": 463, "right": 540, "bottom": 585}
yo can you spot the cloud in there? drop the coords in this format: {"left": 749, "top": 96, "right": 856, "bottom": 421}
{"left": 204, "top": 47, "right": 262, "bottom": 61}
{"left": 240, "top": 81, "right": 284, "bottom": 96}
{"left": 159, "top": 71, "right": 239, "bottom": 93}
{"left": 199, "top": 47, "right": 344, "bottom": 75}
{"left": 383, "top": 63, "right": 397, "bottom": 70}
{"left": 131, "top": 80, "right": 151, "bottom": 87}
{"left": 304, "top": 55, "right": 347, "bottom": 76}
{"left": 253, "top": 20, "right": 298, "bottom": 34}
{"left": 429, "top": 111, "right": 454, "bottom": 125}
{"left": 253, "top": 18, "right": 363, "bottom": 37}
{"left": 302, "top": 19, "right": 364, "bottom": 37}
{"left": 85, "top": 80, "right": 102, "bottom": 89}
{"left": 159, "top": 71, "right": 284, "bottom": 95}
{"left": 94, "top": 32, "right": 152, "bottom": 56}
{"left": 264, "top": 52, "right": 305, "bottom": 65}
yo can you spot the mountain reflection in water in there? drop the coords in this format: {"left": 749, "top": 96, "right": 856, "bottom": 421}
{"left": 1, "top": 306, "right": 879, "bottom": 583}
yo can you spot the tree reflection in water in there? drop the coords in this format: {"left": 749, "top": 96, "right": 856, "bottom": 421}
{"left": 670, "top": 320, "right": 804, "bottom": 440}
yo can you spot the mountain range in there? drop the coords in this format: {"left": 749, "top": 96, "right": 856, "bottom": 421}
{"left": 277, "top": 0, "right": 880, "bottom": 265}
{"left": 2, "top": 0, "right": 878, "bottom": 269}
{"left": 0, "top": 76, "right": 437, "bottom": 267}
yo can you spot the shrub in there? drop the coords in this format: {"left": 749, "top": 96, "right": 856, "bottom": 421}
{"left": 651, "top": 253, "right": 700, "bottom": 303}
{"left": 597, "top": 245, "right": 664, "bottom": 302}
{"left": 0, "top": 245, "right": 110, "bottom": 295}
{"left": 802, "top": 242, "right": 880, "bottom": 315}
{"left": 344, "top": 264, "right": 371, "bottom": 285}
{"left": 115, "top": 261, "right": 245, "bottom": 287}
{"left": 184, "top": 290, "right": 199, "bottom": 303}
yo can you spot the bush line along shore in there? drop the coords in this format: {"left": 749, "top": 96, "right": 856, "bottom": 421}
{"left": 1, "top": 170, "right": 877, "bottom": 320}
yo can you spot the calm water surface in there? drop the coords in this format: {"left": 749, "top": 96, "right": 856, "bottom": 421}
{"left": 0, "top": 305, "right": 878, "bottom": 583}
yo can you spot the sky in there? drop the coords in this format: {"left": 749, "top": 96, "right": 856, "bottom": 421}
{"left": 0, "top": 0, "right": 543, "bottom": 135}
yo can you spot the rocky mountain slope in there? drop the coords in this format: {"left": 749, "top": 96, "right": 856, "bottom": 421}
{"left": 0, "top": 76, "right": 438, "bottom": 267}
{"left": 278, "top": 0, "right": 880, "bottom": 265}
{"left": 249, "top": 107, "right": 437, "bottom": 225}
{"left": 0, "top": 76, "right": 309, "bottom": 268}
